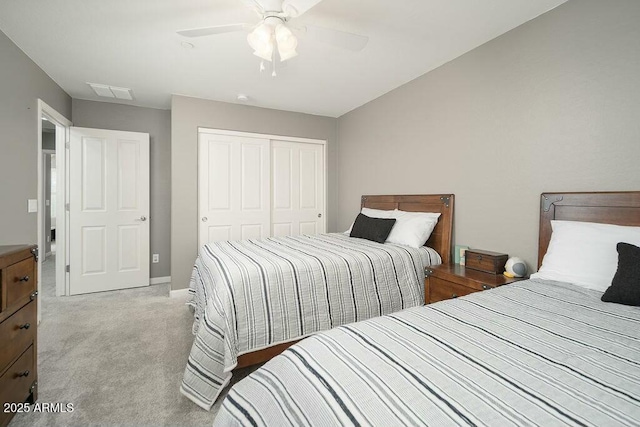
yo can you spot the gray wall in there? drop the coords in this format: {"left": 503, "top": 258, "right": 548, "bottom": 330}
{"left": 0, "top": 29, "right": 71, "bottom": 245}
{"left": 171, "top": 95, "right": 337, "bottom": 290}
{"left": 72, "top": 99, "right": 172, "bottom": 279}
{"left": 336, "top": 0, "right": 640, "bottom": 272}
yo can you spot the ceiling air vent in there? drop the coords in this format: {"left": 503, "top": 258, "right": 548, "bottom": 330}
{"left": 87, "top": 83, "right": 133, "bottom": 100}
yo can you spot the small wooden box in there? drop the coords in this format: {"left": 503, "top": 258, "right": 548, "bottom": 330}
{"left": 464, "top": 249, "right": 508, "bottom": 275}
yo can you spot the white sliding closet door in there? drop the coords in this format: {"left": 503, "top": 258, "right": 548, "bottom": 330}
{"left": 198, "top": 133, "right": 271, "bottom": 246}
{"left": 272, "top": 140, "right": 325, "bottom": 237}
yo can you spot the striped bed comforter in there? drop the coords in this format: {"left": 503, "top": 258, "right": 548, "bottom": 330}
{"left": 215, "top": 279, "right": 640, "bottom": 426}
{"left": 181, "top": 233, "right": 440, "bottom": 410}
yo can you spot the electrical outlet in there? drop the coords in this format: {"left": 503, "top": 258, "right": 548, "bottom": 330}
{"left": 152, "top": 254, "right": 159, "bottom": 263}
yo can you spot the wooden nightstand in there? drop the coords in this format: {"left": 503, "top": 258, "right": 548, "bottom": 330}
{"left": 425, "top": 263, "right": 525, "bottom": 304}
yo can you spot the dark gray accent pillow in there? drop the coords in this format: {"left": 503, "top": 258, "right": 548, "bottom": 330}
{"left": 601, "top": 242, "right": 640, "bottom": 306}
{"left": 349, "top": 213, "right": 396, "bottom": 244}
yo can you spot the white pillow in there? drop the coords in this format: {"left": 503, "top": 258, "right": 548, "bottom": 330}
{"left": 362, "top": 207, "right": 395, "bottom": 218}
{"left": 531, "top": 220, "right": 640, "bottom": 291}
{"left": 386, "top": 210, "right": 440, "bottom": 248}
{"left": 344, "top": 208, "right": 394, "bottom": 234}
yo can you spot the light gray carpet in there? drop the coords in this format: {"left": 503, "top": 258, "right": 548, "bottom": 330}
{"left": 10, "top": 255, "right": 260, "bottom": 427}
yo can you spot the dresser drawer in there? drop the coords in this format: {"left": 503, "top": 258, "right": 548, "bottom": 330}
{"left": 429, "top": 277, "right": 476, "bottom": 303}
{"left": 3, "top": 257, "right": 36, "bottom": 310}
{"left": 0, "top": 301, "right": 36, "bottom": 373}
{"left": 0, "top": 345, "right": 35, "bottom": 410}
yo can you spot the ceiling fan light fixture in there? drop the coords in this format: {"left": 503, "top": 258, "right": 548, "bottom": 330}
{"left": 176, "top": 0, "right": 369, "bottom": 74}
{"left": 252, "top": 40, "right": 274, "bottom": 61}
{"left": 247, "top": 22, "right": 272, "bottom": 51}
{"left": 275, "top": 23, "right": 294, "bottom": 43}
{"left": 278, "top": 45, "right": 298, "bottom": 61}
{"left": 275, "top": 23, "right": 298, "bottom": 62}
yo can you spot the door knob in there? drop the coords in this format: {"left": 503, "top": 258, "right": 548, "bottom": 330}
{"left": 140, "top": 216, "right": 147, "bottom": 221}
{"left": 318, "top": 213, "right": 322, "bottom": 218}
{"left": 202, "top": 217, "right": 208, "bottom": 222}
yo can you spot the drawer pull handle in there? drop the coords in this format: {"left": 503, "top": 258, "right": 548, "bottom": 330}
{"left": 19, "top": 275, "right": 30, "bottom": 282}
{"left": 19, "top": 323, "right": 31, "bottom": 330}
{"left": 452, "top": 293, "right": 458, "bottom": 298}
{"left": 17, "top": 370, "right": 30, "bottom": 378}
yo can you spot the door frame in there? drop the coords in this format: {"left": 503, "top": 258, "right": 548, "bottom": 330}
{"left": 37, "top": 100, "right": 72, "bottom": 314}
{"left": 197, "top": 127, "right": 328, "bottom": 236}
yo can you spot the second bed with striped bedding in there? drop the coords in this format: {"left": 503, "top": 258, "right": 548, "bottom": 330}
{"left": 181, "top": 233, "right": 440, "bottom": 409}
{"left": 215, "top": 279, "right": 640, "bottom": 426}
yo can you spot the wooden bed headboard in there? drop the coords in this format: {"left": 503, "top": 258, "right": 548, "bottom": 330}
{"left": 361, "top": 194, "right": 454, "bottom": 264}
{"left": 538, "top": 191, "right": 640, "bottom": 268}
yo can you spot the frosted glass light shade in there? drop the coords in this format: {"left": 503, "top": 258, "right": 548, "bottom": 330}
{"left": 248, "top": 23, "right": 275, "bottom": 61}
{"left": 252, "top": 41, "right": 274, "bottom": 61}
{"left": 278, "top": 46, "right": 298, "bottom": 61}
{"left": 275, "top": 24, "right": 298, "bottom": 61}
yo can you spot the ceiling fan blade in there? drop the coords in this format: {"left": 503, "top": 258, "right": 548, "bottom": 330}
{"left": 304, "top": 25, "right": 369, "bottom": 51}
{"left": 239, "top": 0, "right": 264, "bottom": 16}
{"left": 177, "top": 24, "right": 247, "bottom": 38}
{"left": 282, "top": 0, "right": 323, "bottom": 17}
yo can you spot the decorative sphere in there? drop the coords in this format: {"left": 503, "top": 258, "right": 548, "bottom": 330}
{"left": 505, "top": 257, "right": 527, "bottom": 277}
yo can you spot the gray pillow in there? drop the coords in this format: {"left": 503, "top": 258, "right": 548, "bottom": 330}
{"left": 601, "top": 242, "right": 640, "bottom": 306}
{"left": 349, "top": 213, "right": 396, "bottom": 244}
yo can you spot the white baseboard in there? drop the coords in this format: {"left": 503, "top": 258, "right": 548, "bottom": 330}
{"left": 150, "top": 276, "right": 171, "bottom": 285}
{"left": 170, "top": 288, "right": 189, "bottom": 299}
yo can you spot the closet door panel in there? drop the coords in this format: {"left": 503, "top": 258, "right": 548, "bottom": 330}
{"left": 273, "top": 223, "right": 293, "bottom": 237}
{"left": 299, "top": 149, "right": 318, "bottom": 210}
{"left": 272, "top": 140, "right": 325, "bottom": 237}
{"left": 198, "top": 131, "right": 325, "bottom": 247}
{"left": 272, "top": 143, "right": 298, "bottom": 235}
{"left": 240, "top": 144, "right": 265, "bottom": 210}
{"left": 300, "top": 222, "right": 318, "bottom": 235}
{"left": 199, "top": 133, "right": 270, "bottom": 246}
{"left": 207, "top": 142, "right": 232, "bottom": 210}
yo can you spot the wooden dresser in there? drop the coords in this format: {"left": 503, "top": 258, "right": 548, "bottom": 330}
{"left": 425, "top": 263, "right": 524, "bottom": 304}
{"left": 0, "top": 245, "right": 38, "bottom": 427}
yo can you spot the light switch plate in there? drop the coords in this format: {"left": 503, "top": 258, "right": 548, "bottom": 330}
{"left": 28, "top": 199, "right": 38, "bottom": 213}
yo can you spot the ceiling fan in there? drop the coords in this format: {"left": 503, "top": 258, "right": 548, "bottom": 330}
{"left": 177, "top": 0, "right": 369, "bottom": 75}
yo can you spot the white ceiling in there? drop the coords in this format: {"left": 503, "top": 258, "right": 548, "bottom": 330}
{"left": 0, "top": 0, "right": 567, "bottom": 117}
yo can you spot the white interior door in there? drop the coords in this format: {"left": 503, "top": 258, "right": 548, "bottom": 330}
{"left": 198, "top": 133, "right": 271, "bottom": 246}
{"left": 272, "top": 140, "right": 325, "bottom": 237}
{"left": 69, "top": 127, "right": 150, "bottom": 295}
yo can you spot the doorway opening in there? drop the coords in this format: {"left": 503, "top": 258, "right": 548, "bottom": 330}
{"left": 37, "top": 100, "right": 71, "bottom": 322}
{"left": 42, "top": 118, "right": 57, "bottom": 298}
